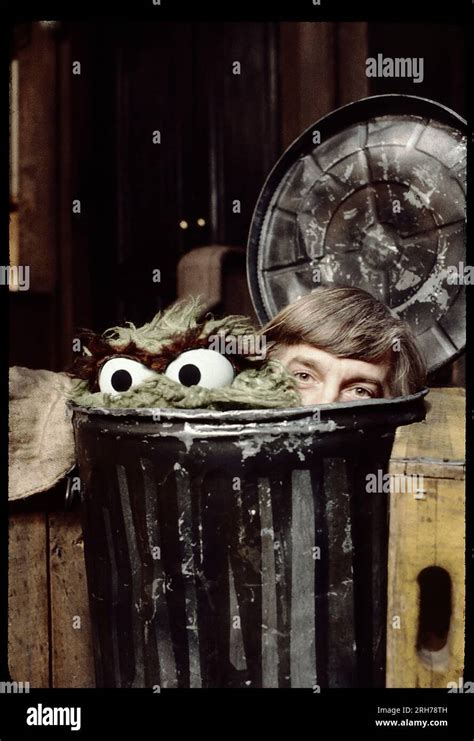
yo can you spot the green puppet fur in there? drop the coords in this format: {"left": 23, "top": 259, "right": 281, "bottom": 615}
{"left": 70, "top": 358, "right": 300, "bottom": 410}
{"left": 102, "top": 297, "right": 255, "bottom": 356}
{"left": 69, "top": 299, "right": 302, "bottom": 410}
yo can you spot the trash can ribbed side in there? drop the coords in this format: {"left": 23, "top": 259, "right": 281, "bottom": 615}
{"left": 72, "top": 397, "right": 426, "bottom": 689}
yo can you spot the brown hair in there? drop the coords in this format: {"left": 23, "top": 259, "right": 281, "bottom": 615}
{"left": 262, "top": 287, "right": 427, "bottom": 396}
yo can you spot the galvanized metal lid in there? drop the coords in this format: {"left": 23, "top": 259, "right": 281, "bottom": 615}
{"left": 247, "top": 95, "right": 466, "bottom": 373}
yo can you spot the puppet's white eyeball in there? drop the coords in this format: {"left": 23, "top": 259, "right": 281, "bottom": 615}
{"left": 99, "top": 357, "right": 159, "bottom": 396}
{"left": 165, "top": 349, "right": 234, "bottom": 389}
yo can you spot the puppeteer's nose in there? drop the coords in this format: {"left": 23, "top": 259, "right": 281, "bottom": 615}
{"left": 317, "top": 381, "right": 340, "bottom": 405}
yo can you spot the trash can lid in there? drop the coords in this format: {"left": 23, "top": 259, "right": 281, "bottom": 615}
{"left": 247, "top": 95, "right": 466, "bottom": 373}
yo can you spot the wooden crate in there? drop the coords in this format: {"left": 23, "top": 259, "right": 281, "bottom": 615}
{"left": 8, "top": 510, "right": 95, "bottom": 688}
{"left": 387, "top": 387, "right": 465, "bottom": 687}
{"left": 8, "top": 388, "right": 465, "bottom": 687}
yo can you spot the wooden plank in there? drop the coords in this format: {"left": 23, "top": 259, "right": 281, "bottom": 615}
{"left": 279, "top": 22, "right": 337, "bottom": 150}
{"left": 386, "top": 476, "right": 465, "bottom": 688}
{"left": 387, "top": 388, "right": 465, "bottom": 687}
{"left": 49, "top": 510, "right": 95, "bottom": 687}
{"left": 17, "top": 22, "right": 57, "bottom": 293}
{"left": 391, "top": 388, "right": 465, "bottom": 468}
{"left": 404, "top": 460, "right": 464, "bottom": 480}
{"left": 8, "top": 512, "right": 50, "bottom": 687}
{"left": 56, "top": 33, "right": 75, "bottom": 370}
{"left": 337, "top": 23, "right": 369, "bottom": 105}
{"left": 279, "top": 22, "right": 369, "bottom": 151}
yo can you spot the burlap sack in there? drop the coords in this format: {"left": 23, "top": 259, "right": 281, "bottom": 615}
{"left": 9, "top": 366, "right": 78, "bottom": 500}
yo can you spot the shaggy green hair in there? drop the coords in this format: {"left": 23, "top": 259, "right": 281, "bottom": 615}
{"left": 69, "top": 299, "right": 301, "bottom": 410}
{"left": 102, "top": 297, "right": 255, "bottom": 355}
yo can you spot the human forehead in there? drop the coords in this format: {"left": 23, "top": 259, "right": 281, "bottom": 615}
{"left": 272, "top": 343, "right": 389, "bottom": 379}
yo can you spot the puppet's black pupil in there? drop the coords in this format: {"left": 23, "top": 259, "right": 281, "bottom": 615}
{"left": 179, "top": 364, "right": 201, "bottom": 387}
{"left": 111, "top": 369, "right": 133, "bottom": 392}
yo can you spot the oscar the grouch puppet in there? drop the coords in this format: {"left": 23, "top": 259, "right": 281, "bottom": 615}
{"left": 9, "top": 300, "right": 301, "bottom": 501}
{"left": 68, "top": 298, "right": 300, "bottom": 410}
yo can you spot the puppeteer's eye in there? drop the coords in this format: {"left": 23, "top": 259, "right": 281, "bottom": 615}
{"left": 99, "top": 357, "right": 159, "bottom": 396}
{"left": 165, "top": 349, "right": 235, "bottom": 389}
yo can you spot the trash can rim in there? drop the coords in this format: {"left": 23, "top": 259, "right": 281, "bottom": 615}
{"left": 66, "top": 386, "right": 429, "bottom": 423}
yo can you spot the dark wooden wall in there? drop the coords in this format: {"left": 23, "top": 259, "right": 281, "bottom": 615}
{"left": 9, "top": 21, "right": 465, "bottom": 374}
{"left": 66, "top": 22, "right": 282, "bottom": 333}
{"left": 368, "top": 23, "right": 466, "bottom": 119}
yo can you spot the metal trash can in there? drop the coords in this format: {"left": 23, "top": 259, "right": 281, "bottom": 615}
{"left": 71, "top": 392, "right": 427, "bottom": 688}
{"left": 71, "top": 94, "right": 465, "bottom": 688}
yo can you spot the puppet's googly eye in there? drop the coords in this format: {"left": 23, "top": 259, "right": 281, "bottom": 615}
{"left": 165, "top": 349, "right": 234, "bottom": 389}
{"left": 99, "top": 357, "right": 159, "bottom": 396}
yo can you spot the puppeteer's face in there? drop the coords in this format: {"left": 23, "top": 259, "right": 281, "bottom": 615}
{"left": 272, "top": 343, "right": 391, "bottom": 405}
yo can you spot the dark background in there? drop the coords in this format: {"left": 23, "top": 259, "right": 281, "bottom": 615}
{"left": 9, "top": 21, "right": 466, "bottom": 378}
